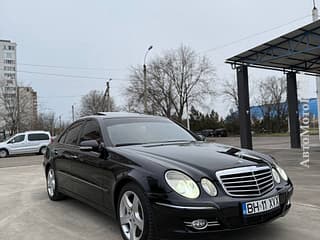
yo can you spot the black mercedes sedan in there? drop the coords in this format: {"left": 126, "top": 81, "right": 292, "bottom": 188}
{"left": 43, "top": 112, "right": 293, "bottom": 240}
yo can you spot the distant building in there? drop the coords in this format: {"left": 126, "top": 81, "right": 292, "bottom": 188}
{"left": 250, "top": 98, "right": 318, "bottom": 119}
{"left": 0, "top": 40, "right": 17, "bottom": 135}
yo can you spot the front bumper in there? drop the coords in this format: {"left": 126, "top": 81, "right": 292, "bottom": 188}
{"left": 151, "top": 184, "right": 293, "bottom": 239}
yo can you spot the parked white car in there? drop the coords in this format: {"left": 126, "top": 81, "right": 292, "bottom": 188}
{"left": 0, "top": 131, "right": 51, "bottom": 158}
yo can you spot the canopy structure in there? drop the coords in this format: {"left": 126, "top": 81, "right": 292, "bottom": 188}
{"left": 226, "top": 19, "right": 320, "bottom": 149}
{"left": 226, "top": 19, "right": 320, "bottom": 76}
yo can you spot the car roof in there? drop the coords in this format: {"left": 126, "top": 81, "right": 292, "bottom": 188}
{"left": 80, "top": 112, "right": 166, "bottom": 120}
{"left": 23, "top": 131, "right": 50, "bottom": 134}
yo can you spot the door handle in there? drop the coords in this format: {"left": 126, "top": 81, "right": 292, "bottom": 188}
{"left": 71, "top": 155, "right": 79, "bottom": 160}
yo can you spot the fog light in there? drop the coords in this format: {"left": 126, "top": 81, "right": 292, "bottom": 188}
{"left": 192, "top": 219, "right": 208, "bottom": 230}
{"left": 287, "top": 199, "right": 291, "bottom": 206}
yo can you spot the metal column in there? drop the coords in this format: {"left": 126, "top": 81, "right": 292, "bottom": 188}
{"left": 236, "top": 65, "right": 252, "bottom": 149}
{"left": 287, "top": 72, "right": 301, "bottom": 148}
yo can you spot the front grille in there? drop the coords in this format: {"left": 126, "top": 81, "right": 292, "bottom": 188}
{"left": 216, "top": 165, "right": 274, "bottom": 197}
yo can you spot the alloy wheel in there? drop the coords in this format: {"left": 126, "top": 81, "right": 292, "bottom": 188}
{"left": 0, "top": 150, "right": 7, "bottom": 158}
{"left": 47, "top": 169, "right": 56, "bottom": 197}
{"left": 119, "top": 191, "right": 145, "bottom": 240}
{"left": 41, "top": 147, "right": 47, "bottom": 155}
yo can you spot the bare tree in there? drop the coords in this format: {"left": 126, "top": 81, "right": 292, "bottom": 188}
{"left": 127, "top": 58, "right": 176, "bottom": 117}
{"left": 222, "top": 78, "right": 239, "bottom": 109}
{"left": 126, "top": 45, "right": 216, "bottom": 122}
{"left": 79, "top": 90, "right": 116, "bottom": 116}
{"left": 0, "top": 83, "right": 30, "bottom": 134}
{"left": 222, "top": 75, "right": 257, "bottom": 109}
{"left": 255, "top": 76, "right": 287, "bottom": 132}
{"left": 34, "top": 111, "right": 56, "bottom": 134}
{"left": 0, "top": 83, "right": 17, "bottom": 134}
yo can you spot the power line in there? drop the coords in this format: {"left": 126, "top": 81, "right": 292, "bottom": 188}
{"left": 202, "top": 14, "right": 311, "bottom": 53}
{"left": 38, "top": 95, "right": 85, "bottom": 99}
{"left": 0, "top": 61, "right": 126, "bottom": 71}
{"left": 17, "top": 70, "right": 128, "bottom": 81}
{"left": 1, "top": 14, "right": 311, "bottom": 88}
{"left": 18, "top": 62, "right": 126, "bottom": 71}
{"left": 1, "top": 14, "right": 311, "bottom": 75}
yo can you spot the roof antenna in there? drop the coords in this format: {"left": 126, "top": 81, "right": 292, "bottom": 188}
{"left": 313, "top": 0, "right": 319, "bottom": 21}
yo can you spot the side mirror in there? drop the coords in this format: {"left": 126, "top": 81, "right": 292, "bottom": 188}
{"left": 197, "top": 134, "right": 206, "bottom": 141}
{"left": 79, "top": 140, "right": 100, "bottom": 152}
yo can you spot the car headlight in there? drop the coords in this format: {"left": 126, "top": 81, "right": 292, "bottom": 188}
{"left": 275, "top": 164, "right": 288, "bottom": 181}
{"left": 272, "top": 168, "right": 281, "bottom": 184}
{"left": 201, "top": 178, "right": 217, "bottom": 197}
{"left": 165, "top": 170, "right": 200, "bottom": 199}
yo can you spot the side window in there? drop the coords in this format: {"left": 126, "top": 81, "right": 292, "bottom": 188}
{"left": 28, "top": 133, "right": 49, "bottom": 141}
{"left": 79, "top": 120, "right": 103, "bottom": 143}
{"left": 58, "top": 131, "right": 67, "bottom": 144}
{"left": 13, "top": 135, "right": 25, "bottom": 143}
{"left": 64, "top": 122, "right": 83, "bottom": 145}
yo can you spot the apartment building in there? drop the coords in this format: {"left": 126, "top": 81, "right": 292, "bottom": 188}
{"left": 0, "top": 40, "right": 17, "bottom": 136}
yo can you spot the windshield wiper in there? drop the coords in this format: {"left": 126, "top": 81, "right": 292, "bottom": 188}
{"left": 148, "top": 140, "right": 195, "bottom": 144}
{"left": 115, "top": 140, "right": 195, "bottom": 147}
{"left": 115, "top": 142, "right": 145, "bottom": 147}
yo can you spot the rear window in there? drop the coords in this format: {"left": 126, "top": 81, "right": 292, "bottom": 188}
{"left": 28, "top": 133, "right": 50, "bottom": 141}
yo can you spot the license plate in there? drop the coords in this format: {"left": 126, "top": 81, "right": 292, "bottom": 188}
{"left": 242, "top": 195, "right": 280, "bottom": 216}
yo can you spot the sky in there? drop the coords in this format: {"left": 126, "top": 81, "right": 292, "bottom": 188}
{"left": 0, "top": 0, "right": 318, "bottom": 121}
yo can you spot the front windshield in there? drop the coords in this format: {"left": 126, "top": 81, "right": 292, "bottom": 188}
{"left": 105, "top": 118, "right": 196, "bottom": 146}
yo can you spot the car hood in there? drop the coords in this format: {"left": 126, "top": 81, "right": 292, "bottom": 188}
{"left": 121, "top": 142, "right": 273, "bottom": 176}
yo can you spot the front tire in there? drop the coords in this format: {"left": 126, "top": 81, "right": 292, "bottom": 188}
{"left": 46, "top": 167, "right": 65, "bottom": 201}
{"left": 39, "top": 146, "right": 47, "bottom": 155}
{"left": 117, "top": 183, "right": 157, "bottom": 240}
{"left": 0, "top": 149, "right": 8, "bottom": 158}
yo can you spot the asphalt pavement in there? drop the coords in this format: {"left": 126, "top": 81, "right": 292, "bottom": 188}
{"left": 0, "top": 136, "right": 319, "bottom": 240}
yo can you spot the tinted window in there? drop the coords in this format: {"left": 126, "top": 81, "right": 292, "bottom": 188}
{"left": 104, "top": 119, "right": 195, "bottom": 146}
{"left": 58, "top": 131, "right": 67, "bottom": 143}
{"left": 28, "top": 133, "right": 49, "bottom": 141}
{"left": 65, "top": 122, "right": 83, "bottom": 145}
{"left": 79, "top": 120, "right": 103, "bottom": 143}
{"left": 12, "top": 134, "right": 25, "bottom": 143}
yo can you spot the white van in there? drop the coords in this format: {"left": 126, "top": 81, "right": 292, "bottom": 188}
{"left": 0, "top": 131, "right": 51, "bottom": 158}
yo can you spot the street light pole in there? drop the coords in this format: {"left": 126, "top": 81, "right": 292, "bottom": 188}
{"left": 312, "top": 1, "right": 320, "bottom": 140}
{"left": 102, "top": 78, "right": 112, "bottom": 112}
{"left": 143, "top": 45, "right": 153, "bottom": 114}
{"left": 107, "top": 78, "right": 111, "bottom": 112}
{"left": 186, "top": 97, "right": 190, "bottom": 130}
{"left": 16, "top": 86, "right": 20, "bottom": 133}
{"left": 72, "top": 105, "right": 75, "bottom": 122}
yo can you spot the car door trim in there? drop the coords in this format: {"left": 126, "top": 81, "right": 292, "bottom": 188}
{"left": 57, "top": 170, "right": 109, "bottom": 193}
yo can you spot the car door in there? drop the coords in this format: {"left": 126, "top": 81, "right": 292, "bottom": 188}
{"left": 22, "top": 133, "right": 34, "bottom": 153}
{"left": 53, "top": 129, "right": 72, "bottom": 191}
{"left": 7, "top": 134, "right": 27, "bottom": 154}
{"left": 24, "top": 133, "right": 39, "bottom": 153}
{"left": 55, "top": 121, "right": 84, "bottom": 193}
{"left": 73, "top": 119, "right": 108, "bottom": 206}
{"left": 26, "top": 133, "right": 50, "bottom": 153}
